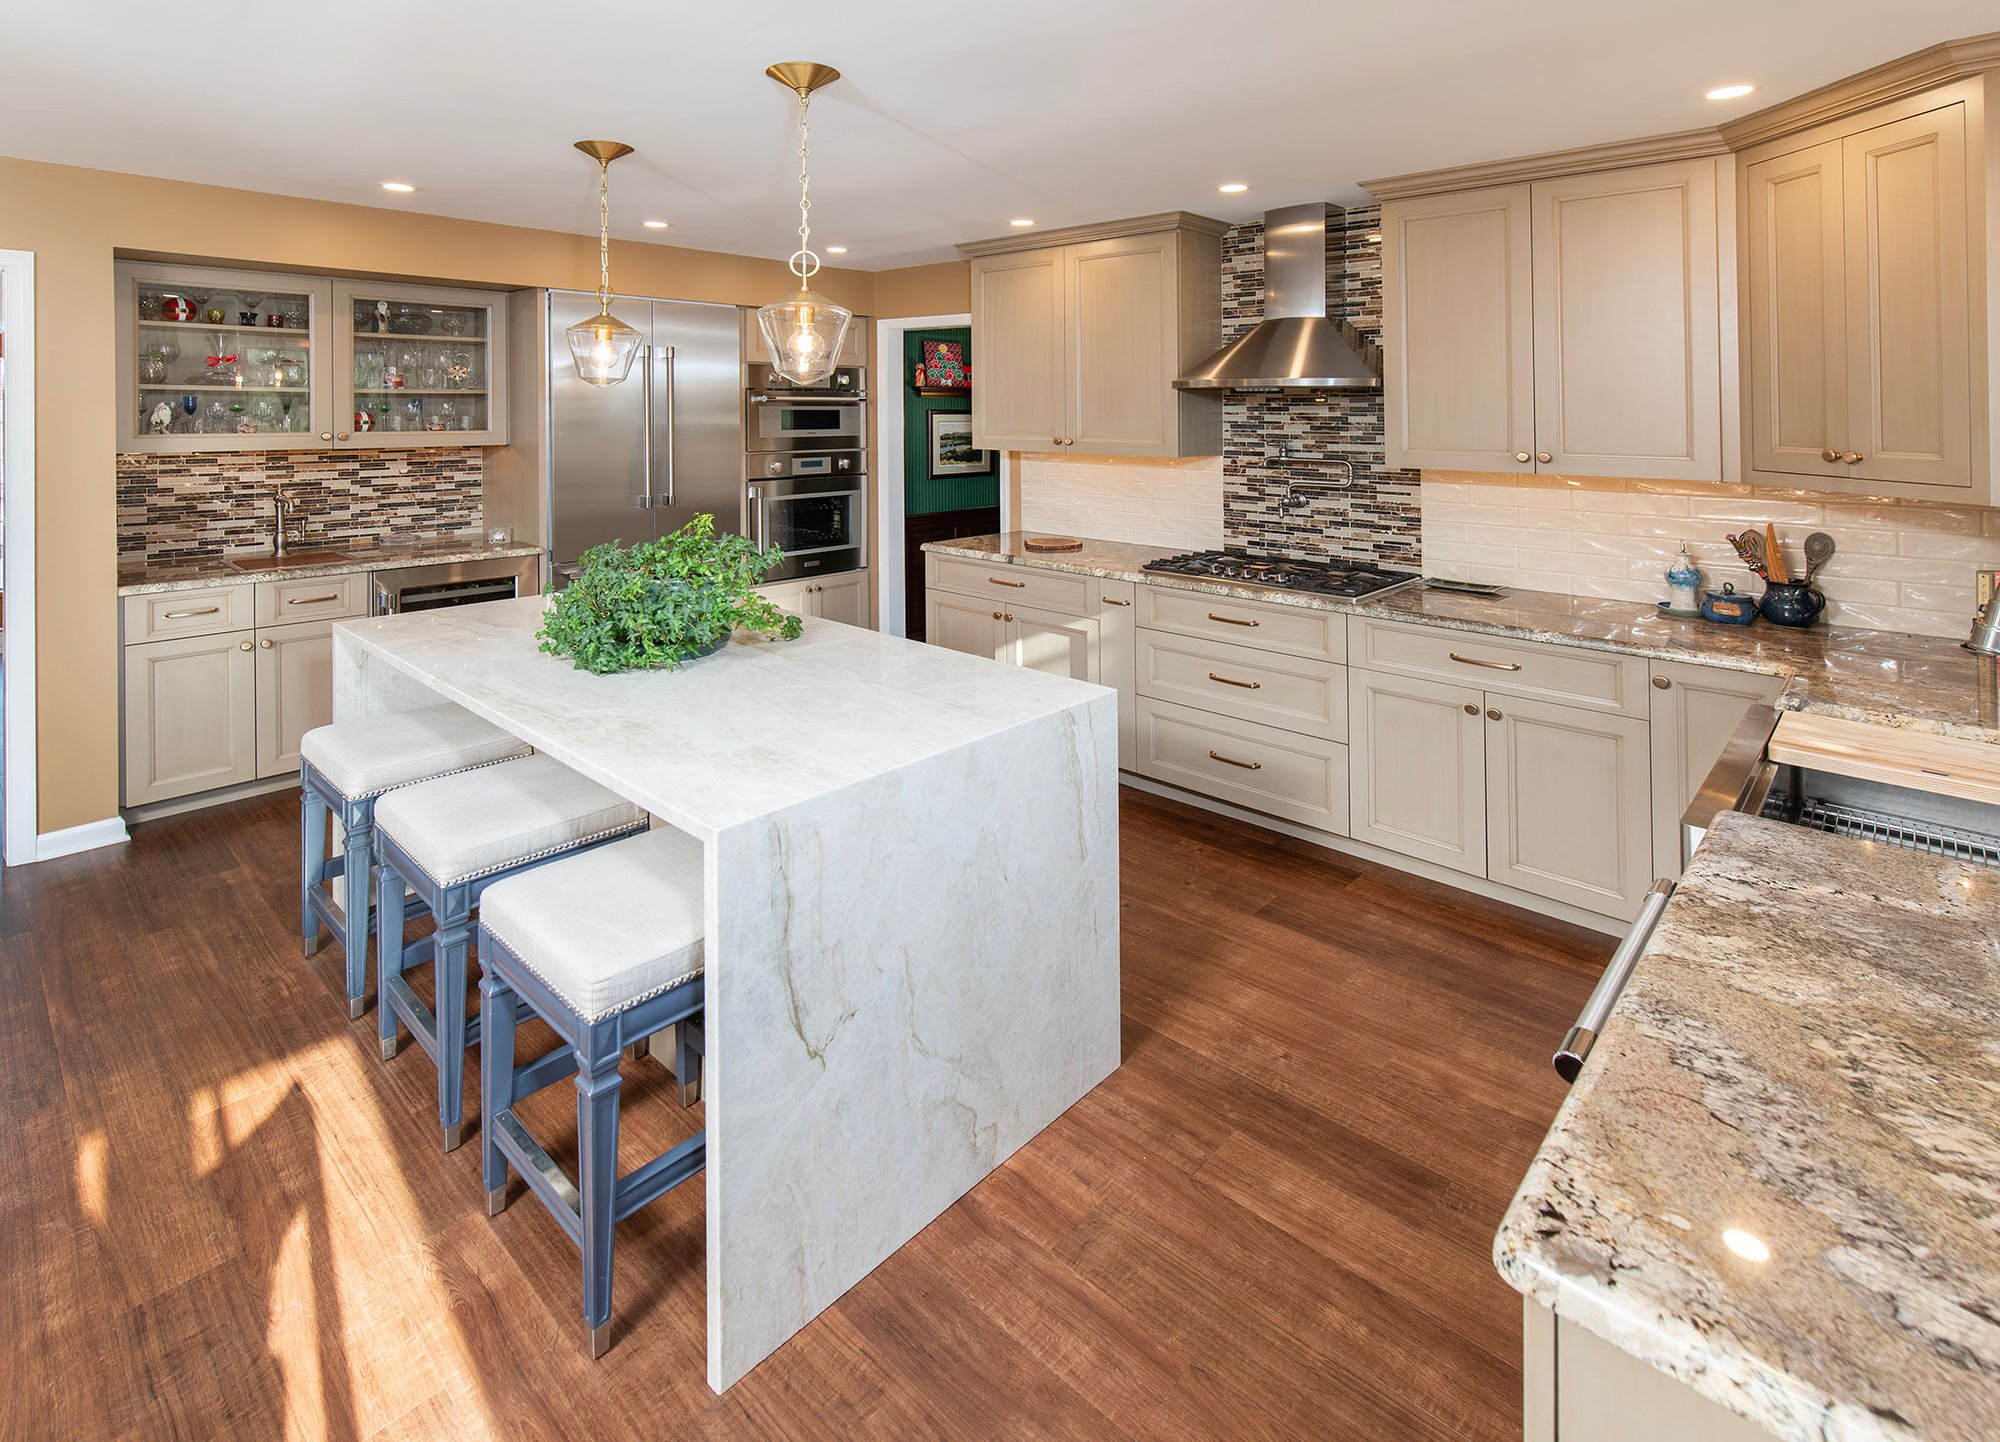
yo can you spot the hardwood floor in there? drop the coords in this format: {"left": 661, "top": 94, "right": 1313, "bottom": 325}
{"left": 0, "top": 784, "right": 1604, "bottom": 1440}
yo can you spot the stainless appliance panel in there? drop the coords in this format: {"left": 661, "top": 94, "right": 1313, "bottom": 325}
{"left": 548, "top": 289, "right": 655, "bottom": 563}
{"left": 745, "top": 362, "right": 864, "bottom": 397}
{"left": 648, "top": 298, "right": 745, "bottom": 539}
{"left": 745, "top": 448, "right": 863, "bottom": 482}
{"left": 747, "top": 475, "right": 865, "bottom": 581}
{"left": 369, "top": 554, "right": 541, "bottom": 615}
{"left": 746, "top": 392, "right": 866, "bottom": 454}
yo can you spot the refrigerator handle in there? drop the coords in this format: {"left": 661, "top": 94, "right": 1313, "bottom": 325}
{"left": 656, "top": 345, "right": 677, "bottom": 510}
{"left": 636, "top": 343, "right": 655, "bottom": 510}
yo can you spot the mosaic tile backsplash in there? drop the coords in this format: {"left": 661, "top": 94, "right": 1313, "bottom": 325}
{"left": 1222, "top": 205, "right": 1421, "bottom": 572}
{"left": 117, "top": 449, "right": 484, "bottom": 564}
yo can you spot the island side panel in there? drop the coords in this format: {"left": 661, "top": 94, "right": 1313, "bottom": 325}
{"left": 332, "top": 627, "right": 454, "bottom": 722}
{"left": 703, "top": 690, "right": 1120, "bottom": 1392}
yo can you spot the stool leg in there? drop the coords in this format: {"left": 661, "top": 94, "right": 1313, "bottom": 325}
{"left": 301, "top": 788, "right": 328, "bottom": 959}
{"left": 340, "top": 806, "right": 373, "bottom": 1021}
{"left": 577, "top": 1040, "right": 622, "bottom": 1359}
{"left": 675, "top": 1020, "right": 703, "bottom": 1109}
{"left": 376, "top": 861, "right": 407, "bottom": 1060}
{"left": 435, "top": 917, "right": 474, "bottom": 1152}
{"left": 479, "top": 970, "right": 517, "bottom": 1215}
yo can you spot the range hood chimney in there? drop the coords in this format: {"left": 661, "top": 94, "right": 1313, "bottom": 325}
{"left": 1176, "top": 202, "right": 1380, "bottom": 393}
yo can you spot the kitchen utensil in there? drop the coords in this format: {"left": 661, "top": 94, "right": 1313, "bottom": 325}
{"left": 1804, "top": 531, "right": 1836, "bottom": 581}
{"left": 1759, "top": 580, "right": 1825, "bottom": 627}
{"left": 1764, "top": 523, "right": 1789, "bottom": 583}
{"left": 1700, "top": 583, "right": 1758, "bottom": 625}
{"left": 1732, "top": 530, "right": 1768, "bottom": 578}
{"left": 1967, "top": 588, "right": 2000, "bottom": 656}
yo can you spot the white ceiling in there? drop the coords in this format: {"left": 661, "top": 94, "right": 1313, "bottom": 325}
{"left": 3, "top": 2, "right": 1994, "bottom": 270}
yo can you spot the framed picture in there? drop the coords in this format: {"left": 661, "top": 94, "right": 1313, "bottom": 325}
{"left": 927, "top": 412, "right": 992, "bottom": 478}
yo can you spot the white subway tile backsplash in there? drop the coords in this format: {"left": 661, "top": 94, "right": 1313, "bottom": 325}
{"left": 1421, "top": 471, "right": 2000, "bottom": 640}
{"left": 1017, "top": 455, "right": 1226, "bottom": 550}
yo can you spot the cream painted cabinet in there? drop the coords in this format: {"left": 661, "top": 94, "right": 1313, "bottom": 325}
{"left": 964, "top": 214, "right": 1224, "bottom": 458}
{"left": 760, "top": 568, "right": 871, "bottom": 628}
{"left": 925, "top": 590, "right": 1012, "bottom": 662}
{"left": 1096, "top": 579, "right": 1137, "bottom": 769}
{"left": 1348, "top": 669, "right": 1488, "bottom": 876}
{"left": 738, "top": 309, "right": 869, "bottom": 370}
{"left": 1010, "top": 603, "right": 1099, "bottom": 681}
{"left": 1744, "top": 93, "right": 1977, "bottom": 497}
{"left": 1524, "top": 1301, "right": 1772, "bottom": 1442}
{"left": 1485, "top": 695, "right": 1655, "bottom": 921}
{"left": 254, "top": 619, "right": 335, "bottom": 779}
{"left": 123, "top": 630, "right": 259, "bottom": 805}
{"left": 1381, "top": 158, "right": 1726, "bottom": 481}
{"left": 1648, "top": 661, "right": 1785, "bottom": 878}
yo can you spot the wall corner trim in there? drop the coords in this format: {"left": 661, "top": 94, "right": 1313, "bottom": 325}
{"left": 35, "top": 817, "right": 132, "bottom": 864}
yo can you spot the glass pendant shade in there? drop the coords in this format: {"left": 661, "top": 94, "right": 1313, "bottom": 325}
{"left": 566, "top": 307, "right": 645, "bottom": 386}
{"left": 757, "top": 287, "right": 852, "bottom": 386}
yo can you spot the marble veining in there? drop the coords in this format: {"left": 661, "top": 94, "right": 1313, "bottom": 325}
{"left": 117, "top": 541, "right": 545, "bottom": 596}
{"left": 1495, "top": 811, "right": 2000, "bottom": 1442}
{"left": 925, "top": 534, "right": 2000, "bottom": 746}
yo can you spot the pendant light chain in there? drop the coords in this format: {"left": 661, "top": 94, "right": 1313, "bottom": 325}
{"left": 596, "top": 160, "right": 614, "bottom": 310}
{"left": 792, "top": 88, "right": 819, "bottom": 282}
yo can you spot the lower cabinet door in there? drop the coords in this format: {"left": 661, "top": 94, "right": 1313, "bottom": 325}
{"left": 1137, "top": 697, "right": 1348, "bottom": 834}
{"left": 925, "top": 590, "right": 1012, "bottom": 661}
{"left": 757, "top": 578, "right": 813, "bottom": 617}
{"left": 1486, "top": 694, "right": 1653, "bottom": 920}
{"left": 813, "top": 570, "right": 870, "bottom": 628}
{"left": 1009, "top": 601, "right": 1099, "bottom": 682}
{"left": 255, "top": 619, "right": 335, "bottom": 779}
{"left": 1648, "top": 661, "right": 1785, "bottom": 878}
{"left": 123, "top": 629, "right": 258, "bottom": 805}
{"left": 1347, "top": 668, "right": 1487, "bottom": 875}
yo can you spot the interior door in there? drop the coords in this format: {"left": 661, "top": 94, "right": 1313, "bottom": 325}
{"left": 548, "top": 289, "right": 651, "bottom": 564}
{"left": 1745, "top": 140, "right": 1849, "bottom": 481}
{"left": 1530, "top": 159, "right": 1721, "bottom": 481}
{"left": 650, "top": 298, "right": 747, "bottom": 541}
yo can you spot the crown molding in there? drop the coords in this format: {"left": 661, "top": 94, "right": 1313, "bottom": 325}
{"left": 957, "top": 210, "right": 1231, "bottom": 258}
{"left": 1361, "top": 128, "right": 1727, "bottom": 202}
{"left": 1717, "top": 31, "right": 2000, "bottom": 148}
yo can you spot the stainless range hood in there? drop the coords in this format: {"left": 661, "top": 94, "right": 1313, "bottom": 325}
{"left": 1176, "top": 202, "right": 1380, "bottom": 393}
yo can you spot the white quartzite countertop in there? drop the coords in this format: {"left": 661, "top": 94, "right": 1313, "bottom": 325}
{"left": 924, "top": 533, "right": 2000, "bottom": 747}
{"left": 1495, "top": 811, "right": 2000, "bottom": 1441}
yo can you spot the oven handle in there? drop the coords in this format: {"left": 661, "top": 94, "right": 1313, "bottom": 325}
{"left": 1554, "top": 878, "right": 1675, "bottom": 1083}
{"left": 747, "top": 393, "right": 866, "bottom": 406}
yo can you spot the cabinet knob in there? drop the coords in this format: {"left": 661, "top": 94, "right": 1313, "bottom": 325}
{"left": 1052, "top": 438, "right": 1062, "bottom": 448}
{"left": 337, "top": 431, "right": 351, "bottom": 441}
{"left": 1486, "top": 708, "right": 1502, "bottom": 721}
{"left": 1843, "top": 451, "right": 1863, "bottom": 464}
{"left": 320, "top": 432, "right": 335, "bottom": 442}
{"left": 259, "top": 638, "right": 275, "bottom": 650}
{"left": 1820, "top": 447, "right": 1839, "bottom": 462}
{"left": 1536, "top": 452, "right": 1552, "bottom": 465}
{"left": 1004, "top": 612, "right": 1015, "bottom": 622}
{"left": 1514, "top": 452, "right": 1532, "bottom": 464}
{"left": 1463, "top": 703, "right": 1479, "bottom": 715}
{"left": 239, "top": 640, "right": 253, "bottom": 651}
{"left": 1653, "top": 675, "right": 1671, "bottom": 690}
{"left": 992, "top": 610, "right": 1004, "bottom": 620}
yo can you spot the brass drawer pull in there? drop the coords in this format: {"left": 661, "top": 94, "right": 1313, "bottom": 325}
{"left": 1100, "top": 596, "right": 1132, "bottom": 606}
{"left": 162, "top": 605, "right": 221, "bottom": 619}
{"left": 988, "top": 577, "right": 1027, "bottom": 588}
{"left": 1208, "top": 749, "right": 1262, "bottom": 771}
{"left": 1207, "top": 672, "right": 1262, "bottom": 690}
{"left": 1207, "top": 612, "right": 1259, "bottom": 627}
{"left": 1449, "top": 651, "right": 1522, "bottom": 671}
{"left": 287, "top": 593, "right": 342, "bottom": 605}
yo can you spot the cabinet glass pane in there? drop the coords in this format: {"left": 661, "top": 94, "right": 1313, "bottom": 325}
{"left": 348, "top": 296, "right": 491, "bottom": 435}
{"left": 134, "top": 279, "right": 315, "bottom": 437}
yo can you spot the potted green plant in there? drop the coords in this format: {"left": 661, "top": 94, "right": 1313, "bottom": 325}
{"left": 537, "top": 514, "right": 803, "bottom": 674}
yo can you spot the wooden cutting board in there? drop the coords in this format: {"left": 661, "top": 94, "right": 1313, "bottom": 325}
{"left": 1769, "top": 711, "right": 2000, "bottom": 807}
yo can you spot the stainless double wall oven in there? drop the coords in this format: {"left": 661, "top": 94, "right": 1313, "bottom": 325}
{"left": 744, "top": 362, "right": 866, "bottom": 582}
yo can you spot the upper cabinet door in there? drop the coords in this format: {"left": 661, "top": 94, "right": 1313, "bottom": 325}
{"left": 331, "top": 280, "right": 510, "bottom": 448}
{"left": 1065, "top": 233, "right": 1178, "bottom": 457}
{"left": 970, "top": 248, "right": 1069, "bottom": 452}
{"left": 1382, "top": 184, "right": 1535, "bottom": 472}
{"left": 1530, "top": 159, "right": 1723, "bottom": 482}
{"left": 1842, "top": 105, "right": 1971, "bottom": 490}
{"left": 1745, "top": 140, "right": 1849, "bottom": 481}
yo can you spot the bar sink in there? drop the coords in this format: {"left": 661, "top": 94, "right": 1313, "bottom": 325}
{"left": 230, "top": 551, "right": 352, "bottom": 572}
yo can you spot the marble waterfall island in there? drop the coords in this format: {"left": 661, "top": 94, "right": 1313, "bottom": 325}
{"left": 333, "top": 596, "right": 1121, "bottom": 1390}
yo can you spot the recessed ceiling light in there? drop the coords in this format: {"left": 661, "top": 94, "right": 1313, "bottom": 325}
{"left": 642, "top": 219, "right": 670, "bottom": 229}
{"left": 380, "top": 181, "right": 417, "bottom": 193}
{"left": 825, "top": 245, "right": 848, "bottom": 254}
{"left": 1722, "top": 1228, "right": 1770, "bottom": 1263}
{"left": 1009, "top": 218, "right": 1035, "bottom": 227}
{"left": 1217, "top": 182, "right": 1250, "bottom": 194}
{"left": 1704, "top": 84, "right": 1756, "bottom": 101}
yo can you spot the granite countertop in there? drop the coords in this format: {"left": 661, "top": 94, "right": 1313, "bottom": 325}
{"left": 923, "top": 534, "right": 2000, "bottom": 746}
{"left": 1494, "top": 810, "right": 2000, "bottom": 1441}
{"left": 117, "top": 540, "right": 546, "bottom": 596}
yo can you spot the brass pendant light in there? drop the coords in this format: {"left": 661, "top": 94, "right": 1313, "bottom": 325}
{"left": 756, "top": 62, "right": 852, "bottom": 386}
{"left": 566, "top": 139, "right": 646, "bottom": 386}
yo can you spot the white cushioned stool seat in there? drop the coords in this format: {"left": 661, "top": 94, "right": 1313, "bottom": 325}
{"left": 301, "top": 702, "right": 529, "bottom": 799}
{"left": 479, "top": 827, "right": 704, "bottom": 1022}
{"left": 373, "top": 754, "right": 647, "bottom": 887}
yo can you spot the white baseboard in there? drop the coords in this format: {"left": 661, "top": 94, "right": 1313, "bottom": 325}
{"left": 36, "top": 816, "right": 131, "bottom": 862}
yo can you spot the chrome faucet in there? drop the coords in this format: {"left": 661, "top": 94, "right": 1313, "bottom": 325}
{"left": 1278, "top": 459, "right": 1357, "bottom": 513}
{"left": 271, "top": 487, "right": 306, "bottom": 558}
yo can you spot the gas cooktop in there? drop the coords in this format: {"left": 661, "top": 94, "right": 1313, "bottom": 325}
{"left": 1142, "top": 549, "right": 1416, "bottom": 599}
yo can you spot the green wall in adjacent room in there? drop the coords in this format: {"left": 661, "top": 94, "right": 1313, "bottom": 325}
{"left": 902, "top": 326, "right": 999, "bottom": 516}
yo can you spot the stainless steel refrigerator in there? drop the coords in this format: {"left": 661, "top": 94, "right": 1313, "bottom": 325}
{"left": 489, "top": 289, "right": 744, "bottom": 579}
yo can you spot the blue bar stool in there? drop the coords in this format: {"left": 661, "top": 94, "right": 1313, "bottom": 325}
{"left": 300, "top": 704, "right": 530, "bottom": 1018}
{"left": 372, "top": 754, "right": 649, "bottom": 1151}
{"left": 477, "top": 826, "right": 707, "bottom": 1359}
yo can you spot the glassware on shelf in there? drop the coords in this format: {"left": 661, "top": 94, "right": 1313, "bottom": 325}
{"left": 388, "top": 304, "right": 433, "bottom": 334}
{"left": 180, "top": 395, "right": 199, "bottom": 432}
{"left": 249, "top": 395, "right": 282, "bottom": 431}
{"left": 272, "top": 354, "right": 305, "bottom": 390}
{"left": 435, "top": 398, "right": 456, "bottom": 431}
{"left": 440, "top": 347, "right": 475, "bottom": 389}
{"left": 281, "top": 297, "right": 307, "bottom": 329}
{"left": 202, "top": 398, "right": 231, "bottom": 433}
{"left": 355, "top": 346, "right": 386, "bottom": 391}
{"left": 138, "top": 351, "right": 171, "bottom": 385}
{"left": 438, "top": 310, "right": 468, "bottom": 336}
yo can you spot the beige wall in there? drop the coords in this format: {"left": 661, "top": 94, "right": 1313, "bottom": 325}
{"left": 0, "top": 154, "right": 962, "bottom": 832}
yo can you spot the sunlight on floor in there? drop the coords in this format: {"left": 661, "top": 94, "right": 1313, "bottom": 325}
{"left": 74, "top": 1129, "right": 107, "bottom": 1226}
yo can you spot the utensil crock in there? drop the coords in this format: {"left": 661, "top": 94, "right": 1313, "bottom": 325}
{"left": 1758, "top": 581, "right": 1826, "bottom": 628}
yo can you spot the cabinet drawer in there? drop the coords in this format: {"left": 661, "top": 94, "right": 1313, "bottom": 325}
{"left": 1136, "top": 629, "right": 1347, "bottom": 741}
{"left": 121, "top": 584, "right": 256, "bottom": 642}
{"left": 1136, "top": 697, "right": 1349, "bottom": 835}
{"left": 255, "top": 572, "right": 367, "bottom": 626}
{"left": 1138, "top": 585, "right": 1345, "bottom": 662}
{"left": 928, "top": 555, "right": 1091, "bottom": 616}
{"left": 1346, "top": 615, "right": 1647, "bottom": 716}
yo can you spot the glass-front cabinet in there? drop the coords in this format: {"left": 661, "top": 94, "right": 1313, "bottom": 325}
{"left": 117, "top": 263, "right": 509, "bottom": 452}
{"left": 118, "top": 263, "right": 333, "bottom": 453}
{"left": 332, "top": 280, "right": 508, "bottom": 447}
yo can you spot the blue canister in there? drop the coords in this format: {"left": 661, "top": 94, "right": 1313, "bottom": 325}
{"left": 1699, "top": 583, "right": 1759, "bottom": 625}
{"left": 1759, "top": 580, "right": 1826, "bottom": 628}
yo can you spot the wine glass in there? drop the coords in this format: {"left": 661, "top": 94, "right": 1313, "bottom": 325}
{"left": 180, "top": 394, "right": 199, "bottom": 433}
